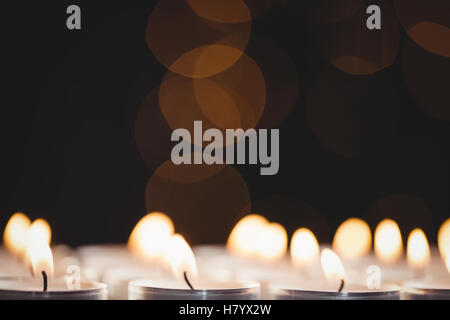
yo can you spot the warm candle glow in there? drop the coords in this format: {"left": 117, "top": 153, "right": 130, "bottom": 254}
{"left": 24, "top": 219, "right": 52, "bottom": 267}
{"left": 374, "top": 219, "right": 403, "bottom": 264}
{"left": 27, "top": 240, "right": 54, "bottom": 277}
{"left": 227, "top": 214, "right": 287, "bottom": 261}
{"left": 258, "top": 222, "right": 288, "bottom": 262}
{"left": 333, "top": 218, "right": 372, "bottom": 259}
{"left": 128, "top": 212, "right": 174, "bottom": 261}
{"left": 162, "top": 234, "right": 197, "bottom": 280}
{"left": 27, "top": 219, "right": 52, "bottom": 245}
{"left": 321, "top": 249, "right": 346, "bottom": 283}
{"left": 407, "top": 228, "right": 430, "bottom": 271}
{"left": 290, "top": 228, "right": 319, "bottom": 269}
{"left": 438, "top": 218, "right": 450, "bottom": 261}
{"left": 3, "top": 212, "right": 31, "bottom": 256}
{"left": 227, "top": 214, "right": 268, "bottom": 258}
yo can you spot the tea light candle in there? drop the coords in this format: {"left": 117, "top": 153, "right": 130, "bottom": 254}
{"left": 0, "top": 234, "right": 108, "bottom": 300}
{"left": 130, "top": 234, "right": 261, "bottom": 300}
{"left": 403, "top": 246, "right": 450, "bottom": 299}
{"left": 129, "top": 278, "right": 260, "bottom": 300}
{"left": 269, "top": 279, "right": 400, "bottom": 300}
{"left": 402, "top": 277, "right": 450, "bottom": 300}
{"left": 270, "top": 249, "right": 401, "bottom": 300}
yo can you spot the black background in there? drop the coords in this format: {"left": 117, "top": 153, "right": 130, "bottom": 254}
{"left": 2, "top": 1, "right": 449, "bottom": 246}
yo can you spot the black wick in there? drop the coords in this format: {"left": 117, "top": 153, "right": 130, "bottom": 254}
{"left": 338, "top": 279, "right": 345, "bottom": 293}
{"left": 183, "top": 272, "right": 194, "bottom": 290}
{"left": 42, "top": 271, "right": 48, "bottom": 292}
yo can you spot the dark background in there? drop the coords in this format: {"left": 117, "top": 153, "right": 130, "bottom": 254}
{"left": 2, "top": 0, "right": 449, "bottom": 246}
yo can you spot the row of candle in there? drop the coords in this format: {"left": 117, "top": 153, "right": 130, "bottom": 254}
{"left": 0, "top": 212, "right": 449, "bottom": 299}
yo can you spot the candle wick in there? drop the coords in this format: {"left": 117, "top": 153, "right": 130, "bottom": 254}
{"left": 183, "top": 271, "right": 194, "bottom": 290}
{"left": 338, "top": 279, "right": 345, "bottom": 293}
{"left": 42, "top": 271, "right": 48, "bottom": 292}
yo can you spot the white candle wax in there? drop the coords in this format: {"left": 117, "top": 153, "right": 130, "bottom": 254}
{"left": 129, "top": 278, "right": 260, "bottom": 300}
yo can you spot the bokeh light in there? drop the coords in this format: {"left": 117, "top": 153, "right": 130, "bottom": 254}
{"left": 374, "top": 219, "right": 403, "bottom": 264}
{"left": 3, "top": 212, "right": 31, "bottom": 256}
{"left": 394, "top": 0, "right": 450, "bottom": 58}
{"left": 333, "top": 218, "right": 372, "bottom": 259}
{"left": 159, "top": 52, "right": 266, "bottom": 139}
{"left": 438, "top": 218, "right": 450, "bottom": 261}
{"left": 146, "top": 0, "right": 251, "bottom": 78}
{"left": 291, "top": 228, "right": 320, "bottom": 269}
{"left": 365, "top": 195, "right": 433, "bottom": 245}
{"left": 314, "top": 0, "right": 400, "bottom": 75}
{"left": 406, "top": 228, "right": 430, "bottom": 271}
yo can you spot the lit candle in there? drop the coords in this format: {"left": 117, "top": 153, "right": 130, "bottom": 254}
{"left": 403, "top": 222, "right": 450, "bottom": 299}
{"left": 78, "top": 212, "right": 173, "bottom": 282}
{"left": 333, "top": 218, "right": 373, "bottom": 262}
{"left": 0, "top": 240, "right": 107, "bottom": 300}
{"left": 373, "top": 219, "right": 415, "bottom": 283}
{"left": 290, "top": 228, "right": 320, "bottom": 275}
{"left": 129, "top": 234, "right": 260, "bottom": 300}
{"left": 270, "top": 249, "right": 400, "bottom": 300}
{"left": 224, "top": 215, "right": 290, "bottom": 298}
{"left": 1, "top": 213, "right": 32, "bottom": 277}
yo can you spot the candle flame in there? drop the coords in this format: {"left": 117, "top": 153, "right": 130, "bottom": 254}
{"left": 24, "top": 219, "right": 52, "bottom": 266}
{"left": 27, "top": 219, "right": 52, "bottom": 245}
{"left": 27, "top": 240, "right": 54, "bottom": 277}
{"left": 290, "top": 228, "right": 319, "bottom": 269}
{"left": 128, "top": 212, "right": 174, "bottom": 261}
{"left": 162, "top": 234, "right": 197, "bottom": 280}
{"left": 227, "top": 214, "right": 287, "bottom": 261}
{"left": 438, "top": 218, "right": 450, "bottom": 262}
{"left": 3, "top": 213, "right": 31, "bottom": 256}
{"left": 374, "top": 219, "right": 403, "bottom": 264}
{"left": 321, "top": 249, "right": 346, "bottom": 284}
{"left": 227, "top": 214, "right": 268, "bottom": 258}
{"left": 257, "top": 222, "right": 288, "bottom": 262}
{"left": 407, "top": 228, "right": 430, "bottom": 271}
{"left": 333, "top": 218, "right": 372, "bottom": 259}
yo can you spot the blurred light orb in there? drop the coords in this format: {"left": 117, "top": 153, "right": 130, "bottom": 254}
{"left": 146, "top": 0, "right": 251, "bottom": 78}
{"left": 257, "top": 222, "right": 288, "bottom": 262}
{"left": 3, "top": 212, "right": 31, "bottom": 256}
{"left": 407, "top": 228, "right": 430, "bottom": 271}
{"left": 186, "top": 0, "right": 251, "bottom": 23}
{"left": 227, "top": 214, "right": 268, "bottom": 257}
{"left": 438, "top": 218, "right": 450, "bottom": 261}
{"left": 374, "top": 219, "right": 403, "bottom": 264}
{"left": 227, "top": 215, "right": 287, "bottom": 261}
{"left": 159, "top": 53, "right": 266, "bottom": 138}
{"left": 394, "top": 0, "right": 450, "bottom": 58}
{"left": 290, "top": 228, "right": 320, "bottom": 269}
{"left": 314, "top": 0, "right": 399, "bottom": 75}
{"left": 333, "top": 218, "right": 372, "bottom": 259}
